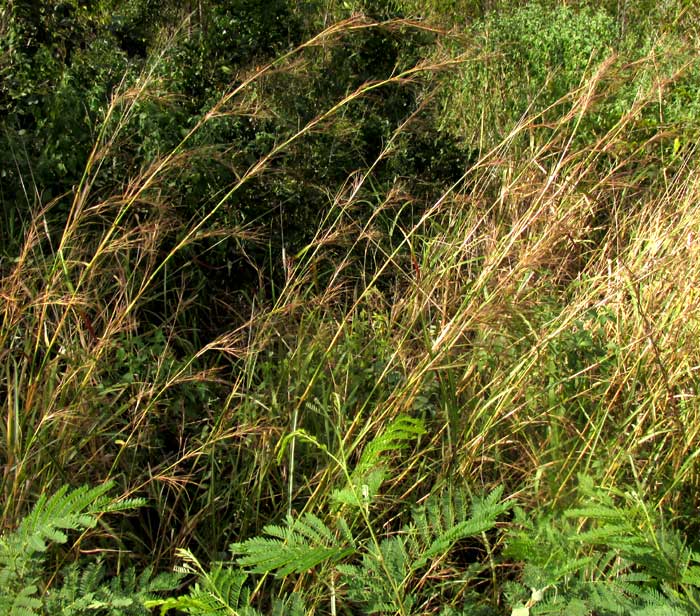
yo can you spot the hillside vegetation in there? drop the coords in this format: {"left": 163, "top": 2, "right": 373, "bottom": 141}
{"left": 1, "top": 0, "right": 700, "bottom": 613}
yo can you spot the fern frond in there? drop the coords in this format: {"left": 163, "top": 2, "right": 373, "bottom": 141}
{"left": 149, "top": 550, "right": 260, "bottom": 616}
{"left": 44, "top": 558, "right": 181, "bottom": 615}
{"left": 232, "top": 513, "right": 355, "bottom": 576}
{"left": 332, "top": 416, "right": 425, "bottom": 509}
{"left": 271, "top": 592, "right": 307, "bottom": 616}
{"left": 338, "top": 545, "right": 416, "bottom": 613}
{"left": 201, "top": 566, "right": 251, "bottom": 613}
{"left": 331, "top": 469, "right": 386, "bottom": 509}
{"left": 412, "top": 486, "right": 510, "bottom": 570}
{"left": 681, "top": 565, "right": 700, "bottom": 587}
{"left": 12, "top": 482, "right": 121, "bottom": 556}
{"left": 354, "top": 416, "right": 425, "bottom": 478}
{"left": 337, "top": 536, "right": 414, "bottom": 615}
{"left": 153, "top": 589, "right": 260, "bottom": 616}
{"left": 507, "top": 476, "right": 700, "bottom": 616}
{"left": 2, "top": 584, "right": 41, "bottom": 616}
{"left": 0, "top": 482, "right": 117, "bottom": 611}
{"left": 1, "top": 482, "right": 172, "bottom": 616}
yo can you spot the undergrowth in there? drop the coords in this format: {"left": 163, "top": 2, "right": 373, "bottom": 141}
{"left": 1, "top": 0, "right": 700, "bottom": 613}
{"left": 0, "top": 482, "right": 179, "bottom": 615}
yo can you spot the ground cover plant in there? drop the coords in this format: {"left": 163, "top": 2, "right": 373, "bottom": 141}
{"left": 1, "top": 0, "right": 700, "bottom": 613}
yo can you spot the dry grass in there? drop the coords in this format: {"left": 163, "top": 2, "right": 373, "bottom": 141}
{"left": 1, "top": 12, "right": 699, "bottom": 596}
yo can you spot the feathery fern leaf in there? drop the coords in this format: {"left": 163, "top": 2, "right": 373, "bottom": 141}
{"left": 0, "top": 482, "right": 176, "bottom": 616}
{"left": 0, "top": 483, "right": 117, "bottom": 612}
{"left": 46, "top": 561, "right": 181, "bottom": 615}
{"left": 332, "top": 415, "right": 425, "bottom": 509}
{"left": 412, "top": 486, "right": 510, "bottom": 570}
{"left": 232, "top": 512, "right": 356, "bottom": 576}
{"left": 149, "top": 549, "right": 261, "bottom": 616}
{"left": 0, "top": 584, "right": 41, "bottom": 616}
{"left": 336, "top": 486, "right": 509, "bottom": 614}
{"left": 270, "top": 592, "right": 307, "bottom": 616}
{"left": 337, "top": 536, "right": 416, "bottom": 615}
{"left": 505, "top": 475, "right": 700, "bottom": 615}
{"left": 354, "top": 415, "right": 426, "bottom": 477}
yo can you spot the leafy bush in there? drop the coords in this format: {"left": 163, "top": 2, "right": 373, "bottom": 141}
{"left": 490, "top": 3, "right": 617, "bottom": 104}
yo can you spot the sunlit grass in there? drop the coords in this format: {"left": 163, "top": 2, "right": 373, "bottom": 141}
{"left": 1, "top": 6, "right": 699, "bottom": 609}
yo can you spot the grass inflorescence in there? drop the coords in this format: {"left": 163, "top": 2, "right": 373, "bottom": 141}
{"left": 1, "top": 1, "right": 699, "bottom": 613}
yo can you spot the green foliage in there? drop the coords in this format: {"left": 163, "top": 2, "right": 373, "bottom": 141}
{"left": 337, "top": 486, "right": 510, "bottom": 613}
{"left": 484, "top": 3, "right": 617, "bottom": 105}
{"left": 3, "top": 1, "right": 700, "bottom": 614}
{"left": 232, "top": 512, "right": 356, "bottom": 576}
{"left": 444, "top": 2, "right": 619, "bottom": 147}
{"left": 1, "top": 0, "right": 474, "bottom": 293}
{"left": 156, "top": 413, "right": 510, "bottom": 615}
{"left": 0, "top": 482, "right": 179, "bottom": 615}
{"left": 0, "top": 0, "right": 125, "bottom": 241}
{"left": 43, "top": 561, "right": 181, "bottom": 616}
{"left": 150, "top": 549, "right": 262, "bottom": 616}
{"left": 150, "top": 547, "right": 310, "bottom": 615}
{"left": 505, "top": 476, "right": 700, "bottom": 615}
{"left": 155, "top": 486, "right": 510, "bottom": 615}
{"left": 331, "top": 414, "right": 426, "bottom": 509}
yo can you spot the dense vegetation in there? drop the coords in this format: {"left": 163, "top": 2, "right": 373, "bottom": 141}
{"left": 1, "top": 0, "right": 700, "bottom": 613}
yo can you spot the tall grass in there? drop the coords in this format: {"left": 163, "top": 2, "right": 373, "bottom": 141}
{"left": 1, "top": 4, "right": 699, "bottom": 608}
